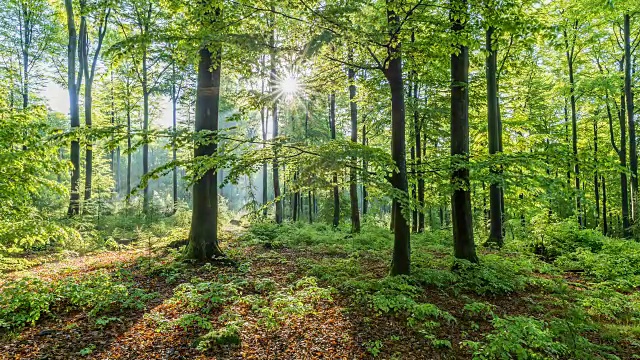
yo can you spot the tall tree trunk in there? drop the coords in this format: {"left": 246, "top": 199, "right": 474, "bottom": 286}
{"left": 262, "top": 107, "right": 268, "bottom": 217}
{"left": 349, "top": 66, "right": 361, "bottom": 233}
{"left": 126, "top": 107, "right": 132, "bottom": 202}
{"left": 451, "top": 0, "right": 478, "bottom": 263}
{"left": 602, "top": 175, "right": 608, "bottom": 235}
{"left": 386, "top": 1, "right": 411, "bottom": 275}
{"left": 620, "top": 60, "right": 631, "bottom": 236}
{"left": 330, "top": 91, "right": 340, "bottom": 227}
{"left": 142, "top": 47, "right": 150, "bottom": 213}
{"left": 171, "top": 65, "right": 178, "bottom": 212}
{"left": 625, "top": 14, "right": 638, "bottom": 223}
{"left": 292, "top": 172, "right": 299, "bottom": 222}
{"left": 308, "top": 191, "right": 313, "bottom": 223}
{"left": 565, "top": 24, "right": 582, "bottom": 227}
{"left": 270, "top": 18, "right": 283, "bottom": 224}
{"left": 186, "top": 47, "right": 224, "bottom": 260}
{"left": 411, "top": 145, "right": 417, "bottom": 232}
{"left": 594, "top": 115, "right": 600, "bottom": 229}
{"left": 414, "top": 83, "right": 424, "bottom": 232}
{"left": 65, "top": 0, "right": 80, "bottom": 216}
{"left": 362, "top": 123, "right": 368, "bottom": 216}
{"left": 486, "top": 26, "right": 503, "bottom": 246}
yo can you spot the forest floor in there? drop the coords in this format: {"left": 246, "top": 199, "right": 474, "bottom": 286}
{"left": 1, "top": 219, "right": 639, "bottom": 359}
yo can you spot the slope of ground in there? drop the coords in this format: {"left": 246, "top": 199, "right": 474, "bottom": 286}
{"left": 0, "top": 220, "right": 638, "bottom": 359}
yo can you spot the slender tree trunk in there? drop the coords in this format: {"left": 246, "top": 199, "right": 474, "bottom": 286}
{"left": 142, "top": 48, "right": 150, "bottom": 213}
{"left": 270, "top": 19, "right": 283, "bottom": 224}
{"left": 293, "top": 171, "right": 299, "bottom": 222}
{"left": 308, "top": 191, "right": 313, "bottom": 223}
{"left": 565, "top": 25, "right": 582, "bottom": 227}
{"left": 127, "top": 107, "right": 132, "bottom": 201}
{"left": 602, "top": 175, "right": 608, "bottom": 235}
{"left": 625, "top": 14, "right": 638, "bottom": 223}
{"left": 594, "top": 115, "right": 600, "bottom": 229}
{"left": 362, "top": 123, "right": 368, "bottom": 216}
{"left": 386, "top": 1, "right": 411, "bottom": 275}
{"left": 411, "top": 145, "right": 417, "bottom": 232}
{"left": 349, "top": 66, "right": 361, "bottom": 233}
{"left": 486, "top": 26, "right": 503, "bottom": 246}
{"left": 186, "top": 46, "right": 224, "bottom": 261}
{"left": 65, "top": 0, "right": 80, "bottom": 216}
{"left": 620, "top": 60, "right": 631, "bottom": 236}
{"left": 330, "top": 91, "right": 340, "bottom": 227}
{"left": 451, "top": 0, "right": 478, "bottom": 263}
{"left": 414, "top": 84, "right": 424, "bottom": 232}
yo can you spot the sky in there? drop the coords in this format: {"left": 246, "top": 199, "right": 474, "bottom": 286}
{"left": 41, "top": 80, "right": 174, "bottom": 128}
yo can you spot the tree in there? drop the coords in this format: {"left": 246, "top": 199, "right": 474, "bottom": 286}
{"left": 386, "top": 0, "right": 410, "bottom": 275}
{"left": 80, "top": 0, "right": 110, "bottom": 203}
{"left": 186, "top": 44, "right": 224, "bottom": 260}
{"left": 65, "top": 0, "right": 82, "bottom": 216}
{"left": 485, "top": 25, "right": 503, "bottom": 246}
{"left": 349, "top": 64, "right": 360, "bottom": 233}
{"left": 450, "top": 0, "right": 478, "bottom": 263}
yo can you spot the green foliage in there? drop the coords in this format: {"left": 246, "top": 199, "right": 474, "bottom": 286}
{"left": 464, "top": 316, "right": 568, "bottom": 359}
{"left": 169, "top": 278, "right": 239, "bottom": 313}
{"left": 455, "top": 255, "right": 533, "bottom": 295}
{"left": 57, "top": 270, "right": 157, "bottom": 318}
{"left": 365, "top": 339, "right": 384, "bottom": 357}
{"left": 196, "top": 322, "right": 242, "bottom": 351}
{"left": 0, "top": 277, "right": 56, "bottom": 329}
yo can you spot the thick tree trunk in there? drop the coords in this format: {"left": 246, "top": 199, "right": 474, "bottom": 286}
{"left": 386, "top": 2, "right": 411, "bottom": 275}
{"left": 486, "top": 26, "right": 503, "bottom": 246}
{"left": 349, "top": 67, "right": 361, "bottom": 233}
{"left": 451, "top": 0, "right": 478, "bottom": 263}
{"left": 624, "top": 14, "right": 638, "bottom": 223}
{"left": 65, "top": 0, "right": 80, "bottom": 216}
{"left": 186, "top": 47, "right": 224, "bottom": 261}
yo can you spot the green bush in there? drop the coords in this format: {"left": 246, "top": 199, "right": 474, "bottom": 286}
{"left": 0, "top": 277, "right": 56, "bottom": 329}
{"left": 464, "top": 316, "right": 568, "bottom": 359}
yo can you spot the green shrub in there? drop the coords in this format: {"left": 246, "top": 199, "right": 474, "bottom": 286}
{"left": 57, "top": 270, "right": 156, "bottom": 317}
{"left": 464, "top": 316, "right": 567, "bottom": 359}
{"left": 196, "top": 322, "right": 242, "bottom": 351}
{"left": 169, "top": 278, "right": 239, "bottom": 313}
{"left": 455, "top": 255, "right": 531, "bottom": 295}
{"left": 0, "top": 277, "right": 56, "bottom": 329}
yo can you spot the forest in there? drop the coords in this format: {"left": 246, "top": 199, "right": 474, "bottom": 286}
{"left": 1, "top": 0, "right": 640, "bottom": 358}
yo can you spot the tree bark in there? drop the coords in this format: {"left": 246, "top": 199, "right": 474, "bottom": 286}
{"left": 349, "top": 66, "right": 361, "bottom": 233}
{"left": 362, "top": 124, "right": 368, "bottom": 216}
{"left": 414, "top": 83, "right": 424, "bottom": 232}
{"left": 450, "top": 0, "right": 478, "bottom": 263}
{"left": 65, "top": 0, "right": 80, "bottom": 216}
{"left": 270, "top": 16, "right": 283, "bottom": 224}
{"left": 186, "top": 47, "right": 224, "bottom": 261}
{"left": 486, "top": 26, "right": 503, "bottom": 246}
{"left": 625, "top": 14, "right": 637, "bottom": 223}
{"left": 330, "top": 91, "right": 340, "bottom": 227}
{"left": 564, "top": 24, "right": 582, "bottom": 227}
{"left": 386, "top": 1, "right": 411, "bottom": 275}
